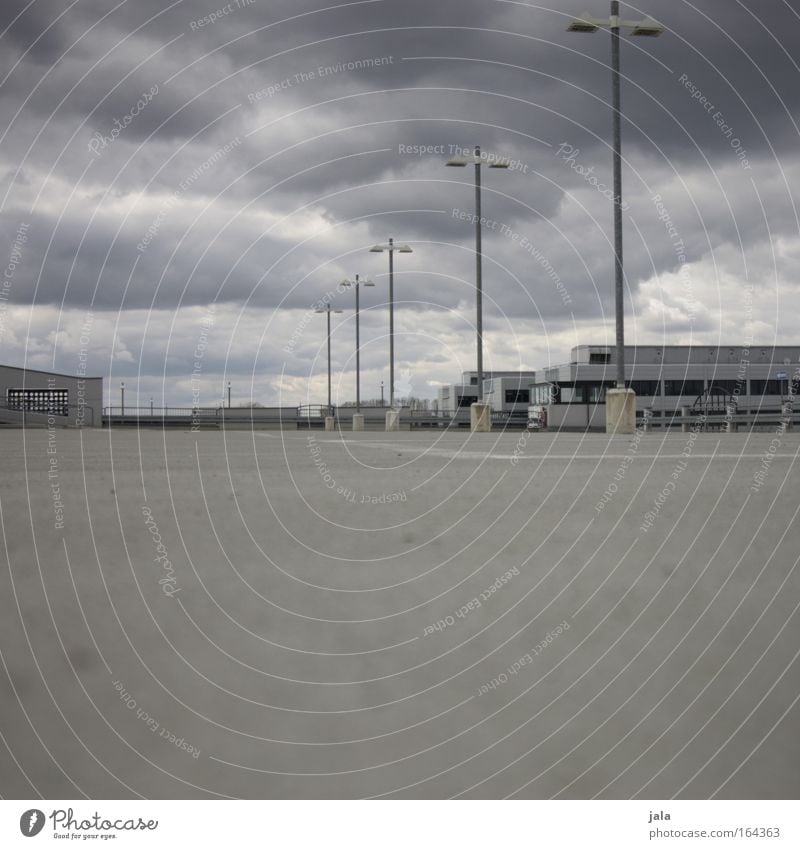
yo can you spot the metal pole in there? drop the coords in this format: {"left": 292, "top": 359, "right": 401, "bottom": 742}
{"left": 228, "top": 381, "right": 231, "bottom": 409}
{"left": 610, "top": 0, "right": 625, "bottom": 388}
{"left": 355, "top": 277, "right": 361, "bottom": 413}
{"left": 380, "top": 380, "right": 384, "bottom": 407}
{"left": 121, "top": 383, "right": 125, "bottom": 416}
{"left": 388, "top": 238, "right": 395, "bottom": 407}
{"left": 150, "top": 397, "right": 153, "bottom": 415}
{"left": 474, "top": 145, "right": 483, "bottom": 402}
{"left": 327, "top": 307, "right": 332, "bottom": 415}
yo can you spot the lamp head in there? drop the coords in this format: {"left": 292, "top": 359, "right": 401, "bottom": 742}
{"left": 631, "top": 17, "right": 664, "bottom": 36}
{"left": 567, "top": 15, "right": 599, "bottom": 33}
{"left": 446, "top": 158, "right": 468, "bottom": 167}
{"left": 370, "top": 241, "right": 411, "bottom": 252}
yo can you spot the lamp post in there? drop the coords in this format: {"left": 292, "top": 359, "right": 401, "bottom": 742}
{"left": 315, "top": 304, "right": 343, "bottom": 415}
{"left": 342, "top": 275, "right": 375, "bottom": 413}
{"left": 150, "top": 397, "right": 153, "bottom": 415}
{"left": 120, "top": 382, "right": 125, "bottom": 417}
{"left": 446, "top": 146, "right": 510, "bottom": 402}
{"left": 568, "top": 3, "right": 664, "bottom": 388}
{"left": 227, "top": 380, "right": 231, "bottom": 409}
{"left": 380, "top": 380, "right": 384, "bottom": 407}
{"left": 369, "top": 238, "right": 413, "bottom": 408}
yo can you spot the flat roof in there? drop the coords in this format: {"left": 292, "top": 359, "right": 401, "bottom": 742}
{"left": 572, "top": 343, "right": 800, "bottom": 350}
{"left": 0, "top": 363, "right": 103, "bottom": 380}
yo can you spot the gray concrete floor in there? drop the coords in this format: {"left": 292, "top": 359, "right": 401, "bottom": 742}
{"left": 1, "top": 427, "right": 798, "bottom": 799}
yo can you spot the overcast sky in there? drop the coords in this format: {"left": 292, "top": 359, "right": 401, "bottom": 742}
{"left": 1, "top": 0, "right": 798, "bottom": 406}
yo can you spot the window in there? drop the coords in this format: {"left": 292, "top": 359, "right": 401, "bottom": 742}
{"left": 589, "top": 352, "right": 611, "bottom": 364}
{"left": 8, "top": 388, "right": 69, "bottom": 416}
{"left": 750, "top": 380, "right": 782, "bottom": 396}
{"left": 572, "top": 382, "right": 611, "bottom": 403}
{"left": 707, "top": 380, "right": 738, "bottom": 394}
{"left": 456, "top": 395, "right": 473, "bottom": 407}
{"left": 505, "top": 389, "right": 530, "bottom": 404}
{"left": 588, "top": 383, "right": 610, "bottom": 403}
{"left": 663, "top": 379, "right": 705, "bottom": 396}
{"left": 532, "top": 384, "right": 557, "bottom": 404}
{"left": 469, "top": 377, "right": 478, "bottom": 385}
{"left": 630, "top": 380, "right": 661, "bottom": 398}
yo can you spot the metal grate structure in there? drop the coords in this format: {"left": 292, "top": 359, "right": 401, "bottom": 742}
{"left": 7, "top": 387, "right": 69, "bottom": 416}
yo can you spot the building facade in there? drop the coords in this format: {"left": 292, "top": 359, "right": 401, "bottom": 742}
{"left": 0, "top": 364, "right": 103, "bottom": 427}
{"left": 529, "top": 345, "right": 800, "bottom": 428}
{"left": 438, "top": 371, "right": 536, "bottom": 413}
{"left": 438, "top": 346, "right": 800, "bottom": 428}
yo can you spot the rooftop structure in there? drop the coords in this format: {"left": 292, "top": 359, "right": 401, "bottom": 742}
{"left": 0, "top": 363, "right": 103, "bottom": 428}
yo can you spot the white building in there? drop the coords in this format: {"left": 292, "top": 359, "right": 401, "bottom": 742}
{"left": 437, "top": 371, "right": 536, "bottom": 414}
{"left": 531, "top": 345, "right": 800, "bottom": 428}
{"left": 438, "top": 345, "right": 800, "bottom": 428}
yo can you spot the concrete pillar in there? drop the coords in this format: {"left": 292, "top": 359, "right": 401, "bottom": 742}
{"left": 470, "top": 402, "right": 492, "bottom": 433}
{"left": 324, "top": 416, "right": 335, "bottom": 431}
{"left": 680, "top": 405, "right": 690, "bottom": 433}
{"left": 352, "top": 413, "right": 364, "bottom": 432}
{"left": 606, "top": 388, "right": 635, "bottom": 435}
{"left": 385, "top": 409, "right": 400, "bottom": 432}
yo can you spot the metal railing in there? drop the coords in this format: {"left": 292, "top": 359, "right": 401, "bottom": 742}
{"left": 104, "top": 405, "right": 310, "bottom": 427}
{"left": 639, "top": 405, "right": 799, "bottom": 433}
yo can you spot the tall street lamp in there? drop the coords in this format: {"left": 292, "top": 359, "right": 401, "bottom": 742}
{"left": 369, "top": 238, "right": 413, "bottom": 408}
{"left": 227, "top": 380, "right": 231, "bottom": 409}
{"left": 315, "top": 303, "right": 343, "bottom": 415}
{"left": 342, "top": 275, "right": 375, "bottom": 413}
{"left": 446, "top": 146, "right": 509, "bottom": 402}
{"left": 568, "top": 3, "right": 664, "bottom": 390}
{"left": 120, "top": 381, "right": 125, "bottom": 417}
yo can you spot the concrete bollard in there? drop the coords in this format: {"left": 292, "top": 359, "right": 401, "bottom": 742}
{"left": 606, "top": 388, "right": 636, "bottom": 435}
{"left": 324, "top": 416, "right": 335, "bottom": 431}
{"left": 470, "top": 402, "right": 492, "bottom": 433}
{"left": 385, "top": 409, "right": 400, "bottom": 432}
{"left": 352, "top": 414, "right": 364, "bottom": 432}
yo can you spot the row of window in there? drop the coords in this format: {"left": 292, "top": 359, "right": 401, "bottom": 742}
{"left": 504, "top": 389, "right": 530, "bottom": 404}
{"left": 530, "top": 379, "right": 798, "bottom": 404}
{"left": 632, "top": 379, "right": 792, "bottom": 398}
{"left": 7, "top": 388, "right": 69, "bottom": 416}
